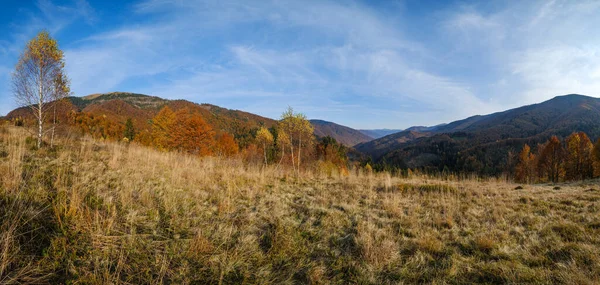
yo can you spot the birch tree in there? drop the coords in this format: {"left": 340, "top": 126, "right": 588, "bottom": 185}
{"left": 256, "top": 127, "right": 274, "bottom": 165}
{"left": 12, "top": 31, "right": 70, "bottom": 148}
{"left": 279, "top": 107, "right": 314, "bottom": 177}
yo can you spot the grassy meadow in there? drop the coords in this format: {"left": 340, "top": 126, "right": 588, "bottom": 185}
{"left": 1, "top": 123, "right": 600, "bottom": 284}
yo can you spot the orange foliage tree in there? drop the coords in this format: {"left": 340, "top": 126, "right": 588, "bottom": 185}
{"left": 151, "top": 106, "right": 176, "bottom": 151}
{"left": 564, "top": 132, "right": 594, "bottom": 181}
{"left": 594, "top": 139, "right": 600, "bottom": 177}
{"left": 537, "top": 136, "right": 565, "bottom": 183}
{"left": 216, "top": 133, "right": 239, "bottom": 157}
{"left": 135, "top": 129, "right": 154, "bottom": 146}
{"left": 70, "top": 112, "right": 124, "bottom": 140}
{"left": 168, "top": 109, "right": 215, "bottom": 155}
{"left": 147, "top": 106, "right": 216, "bottom": 156}
{"left": 514, "top": 144, "right": 536, "bottom": 183}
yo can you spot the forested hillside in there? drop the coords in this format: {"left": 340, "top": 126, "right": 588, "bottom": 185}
{"left": 361, "top": 94, "right": 600, "bottom": 176}
{"left": 310, "top": 119, "right": 373, "bottom": 146}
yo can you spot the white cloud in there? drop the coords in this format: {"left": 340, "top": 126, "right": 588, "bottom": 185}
{"left": 63, "top": 0, "right": 487, "bottom": 128}
{"left": 443, "top": 0, "right": 600, "bottom": 108}
{"left": 6, "top": 0, "right": 600, "bottom": 129}
{"left": 37, "top": 0, "right": 97, "bottom": 31}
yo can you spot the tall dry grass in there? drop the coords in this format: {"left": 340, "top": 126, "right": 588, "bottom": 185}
{"left": 1, "top": 124, "right": 600, "bottom": 284}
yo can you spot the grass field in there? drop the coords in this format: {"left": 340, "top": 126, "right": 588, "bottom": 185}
{"left": 1, "top": 124, "right": 600, "bottom": 284}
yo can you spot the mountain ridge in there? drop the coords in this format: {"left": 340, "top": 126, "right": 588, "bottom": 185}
{"left": 310, "top": 119, "right": 373, "bottom": 146}
{"left": 5, "top": 92, "right": 373, "bottom": 147}
{"left": 360, "top": 94, "right": 600, "bottom": 175}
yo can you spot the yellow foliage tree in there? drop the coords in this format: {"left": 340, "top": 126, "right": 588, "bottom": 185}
{"left": 279, "top": 107, "right": 314, "bottom": 177}
{"left": 565, "top": 132, "right": 594, "bottom": 181}
{"left": 152, "top": 106, "right": 176, "bottom": 151}
{"left": 515, "top": 144, "right": 536, "bottom": 183}
{"left": 12, "top": 31, "right": 70, "bottom": 148}
{"left": 256, "top": 127, "right": 274, "bottom": 165}
{"left": 276, "top": 130, "right": 290, "bottom": 168}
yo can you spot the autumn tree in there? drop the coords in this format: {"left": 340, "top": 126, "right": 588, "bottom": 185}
{"left": 316, "top": 136, "right": 347, "bottom": 165}
{"left": 278, "top": 107, "right": 314, "bottom": 177}
{"left": 135, "top": 129, "right": 153, "bottom": 146}
{"left": 537, "top": 136, "right": 565, "bottom": 183}
{"left": 69, "top": 112, "right": 123, "bottom": 140}
{"left": 276, "top": 130, "right": 290, "bottom": 168}
{"left": 151, "top": 106, "right": 176, "bottom": 151}
{"left": 514, "top": 144, "right": 536, "bottom": 183}
{"left": 216, "top": 133, "right": 239, "bottom": 157}
{"left": 315, "top": 136, "right": 349, "bottom": 177}
{"left": 593, "top": 139, "right": 600, "bottom": 177}
{"left": 49, "top": 76, "right": 71, "bottom": 147}
{"left": 256, "top": 127, "right": 274, "bottom": 165}
{"left": 564, "top": 132, "right": 594, "bottom": 181}
{"left": 169, "top": 109, "right": 215, "bottom": 156}
{"left": 12, "top": 31, "right": 70, "bottom": 148}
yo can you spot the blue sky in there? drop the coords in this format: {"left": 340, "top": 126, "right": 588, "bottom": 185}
{"left": 1, "top": 0, "right": 600, "bottom": 129}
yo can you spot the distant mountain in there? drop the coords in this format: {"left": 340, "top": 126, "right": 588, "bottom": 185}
{"left": 359, "top": 94, "right": 600, "bottom": 175}
{"left": 355, "top": 130, "right": 431, "bottom": 159}
{"left": 359, "top": 129, "right": 403, "bottom": 139}
{"left": 431, "top": 94, "right": 600, "bottom": 137}
{"left": 310, "top": 120, "right": 373, "bottom": 146}
{"left": 356, "top": 125, "right": 446, "bottom": 153}
{"left": 404, "top": 124, "right": 446, "bottom": 132}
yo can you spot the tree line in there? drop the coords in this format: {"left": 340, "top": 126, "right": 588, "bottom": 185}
{"left": 515, "top": 132, "right": 600, "bottom": 183}
{"left": 126, "top": 106, "right": 350, "bottom": 176}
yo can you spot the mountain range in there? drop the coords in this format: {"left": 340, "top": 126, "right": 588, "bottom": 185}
{"left": 358, "top": 94, "right": 600, "bottom": 175}
{"left": 5, "top": 92, "right": 600, "bottom": 175}
{"left": 358, "top": 129, "right": 403, "bottom": 139}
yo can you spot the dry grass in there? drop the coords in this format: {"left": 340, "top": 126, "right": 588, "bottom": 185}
{"left": 1, "top": 124, "right": 600, "bottom": 284}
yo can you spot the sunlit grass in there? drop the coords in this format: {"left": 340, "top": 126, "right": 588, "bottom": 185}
{"left": 1, "top": 124, "right": 599, "bottom": 284}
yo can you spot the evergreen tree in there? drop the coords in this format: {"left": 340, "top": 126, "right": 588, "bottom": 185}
{"left": 124, "top": 118, "right": 135, "bottom": 141}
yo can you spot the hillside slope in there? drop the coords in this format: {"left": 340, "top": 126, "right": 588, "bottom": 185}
{"left": 310, "top": 119, "right": 373, "bottom": 146}
{"left": 7, "top": 92, "right": 370, "bottom": 146}
{"left": 2, "top": 125, "right": 599, "bottom": 284}
{"left": 361, "top": 94, "right": 600, "bottom": 174}
{"left": 355, "top": 130, "right": 431, "bottom": 159}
